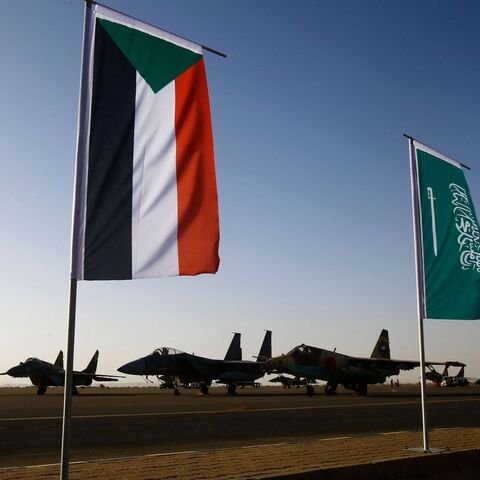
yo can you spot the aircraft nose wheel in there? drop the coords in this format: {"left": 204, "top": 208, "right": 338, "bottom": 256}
{"left": 356, "top": 383, "right": 367, "bottom": 396}
{"left": 306, "top": 385, "right": 315, "bottom": 397}
{"left": 37, "top": 386, "right": 47, "bottom": 395}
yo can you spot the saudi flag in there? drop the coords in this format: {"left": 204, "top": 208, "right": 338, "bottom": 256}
{"left": 411, "top": 140, "right": 480, "bottom": 319}
{"left": 71, "top": 3, "right": 219, "bottom": 280}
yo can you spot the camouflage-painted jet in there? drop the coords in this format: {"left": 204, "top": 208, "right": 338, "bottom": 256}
{"left": 267, "top": 330, "right": 462, "bottom": 396}
{"left": 118, "top": 330, "right": 272, "bottom": 395}
{"left": 1, "top": 350, "right": 122, "bottom": 395}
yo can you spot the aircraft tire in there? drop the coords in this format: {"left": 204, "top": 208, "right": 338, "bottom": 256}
{"left": 200, "top": 383, "right": 209, "bottom": 395}
{"left": 37, "top": 386, "right": 47, "bottom": 395}
{"left": 306, "top": 385, "right": 315, "bottom": 397}
{"left": 324, "top": 383, "right": 338, "bottom": 396}
{"left": 356, "top": 383, "right": 367, "bottom": 396}
{"left": 72, "top": 386, "right": 79, "bottom": 396}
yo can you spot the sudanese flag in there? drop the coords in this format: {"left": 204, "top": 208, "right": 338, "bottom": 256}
{"left": 71, "top": 3, "right": 219, "bottom": 280}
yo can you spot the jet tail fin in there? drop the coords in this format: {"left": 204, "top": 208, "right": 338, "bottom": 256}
{"left": 224, "top": 333, "right": 242, "bottom": 361}
{"left": 257, "top": 330, "right": 272, "bottom": 362}
{"left": 371, "top": 329, "right": 390, "bottom": 359}
{"left": 82, "top": 350, "right": 99, "bottom": 374}
{"left": 54, "top": 351, "right": 64, "bottom": 369}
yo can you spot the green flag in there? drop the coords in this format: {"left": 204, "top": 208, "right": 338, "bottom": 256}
{"left": 413, "top": 141, "right": 480, "bottom": 319}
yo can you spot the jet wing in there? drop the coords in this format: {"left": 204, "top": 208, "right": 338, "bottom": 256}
{"left": 347, "top": 357, "right": 465, "bottom": 375}
{"left": 72, "top": 371, "right": 125, "bottom": 381}
{"left": 221, "top": 360, "right": 266, "bottom": 373}
{"left": 157, "top": 355, "right": 215, "bottom": 383}
{"left": 92, "top": 375, "right": 120, "bottom": 382}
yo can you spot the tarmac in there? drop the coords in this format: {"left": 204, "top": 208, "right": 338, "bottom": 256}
{"left": 1, "top": 385, "right": 480, "bottom": 478}
{"left": 1, "top": 427, "right": 480, "bottom": 479}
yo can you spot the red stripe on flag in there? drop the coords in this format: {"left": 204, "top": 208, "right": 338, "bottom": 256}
{"left": 175, "top": 58, "right": 220, "bottom": 275}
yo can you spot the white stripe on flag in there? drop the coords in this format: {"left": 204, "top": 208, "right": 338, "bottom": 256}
{"left": 132, "top": 74, "right": 179, "bottom": 278}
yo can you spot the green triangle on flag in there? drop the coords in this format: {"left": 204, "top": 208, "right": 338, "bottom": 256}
{"left": 98, "top": 18, "right": 202, "bottom": 93}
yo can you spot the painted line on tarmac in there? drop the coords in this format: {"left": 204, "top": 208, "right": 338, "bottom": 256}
{"left": 320, "top": 436, "right": 352, "bottom": 441}
{"left": 241, "top": 442, "right": 287, "bottom": 449}
{"left": 380, "top": 431, "right": 408, "bottom": 435}
{"left": 1, "top": 396, "right": 479, "bottom": 422}
{"left": 0, "top": 451, "right": 199, "bottom": 472}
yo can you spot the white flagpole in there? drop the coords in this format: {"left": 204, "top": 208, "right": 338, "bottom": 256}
{"left": 406, "top": 134, "right": 430, "bottom": 452}
{"left": 60, "top": 279, "right": 78, "bottom": 479}
{"left": 61, "top": 2, "right": 95, "bottom": 478}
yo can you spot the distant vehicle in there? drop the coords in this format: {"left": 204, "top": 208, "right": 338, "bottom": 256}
{"left": 267, "top": 329, "right": 463, "bottom": 396}
{"left": 425, "top": 362, "right": 467, "bottom": 387}
{"left": 1, "top": 351, "right": 122, "bottom": 395}
{"left": 118, "top": 331, "right": 272, "bottom": 395}
{"left": 269, "top": 375, "right": 316, "bottom": 388}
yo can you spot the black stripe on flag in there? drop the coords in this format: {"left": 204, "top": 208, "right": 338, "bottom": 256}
{"left": 84, "top": 21, "right": 136, "bottom": 280}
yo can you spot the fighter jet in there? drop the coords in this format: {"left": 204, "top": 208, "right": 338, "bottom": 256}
{"left": 1, "top": 350, "right": 123, "bottom": 395}
{"left": 118, "top": 330, "right": 272, "bottom": 395}
{"left": 154, "top": 334, "right": 243, "bottom": 391}
{"left": 425, "top": 362, "right": 467, "bottom": 387}
{"left": 267, "top": 329, "right": 463, "bottom": 396}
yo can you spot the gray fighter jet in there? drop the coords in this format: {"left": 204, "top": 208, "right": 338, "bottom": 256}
{"left": 118, "top": 330, "right": 272, "bottom": 395}
{"left": 1, "top": 350, "right": 123, "bottom": 395}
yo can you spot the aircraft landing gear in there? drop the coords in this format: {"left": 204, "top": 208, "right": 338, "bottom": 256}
{"left": 174, "top": 388, "right": 180, "bottom": 396}
{"left": 355, "top": 383, "right": 367, "bottom": 396}
{"left": 200, "top": 383, "right": 209, "bottom": 395}
{"left": 72, "top": 386, "right": 79, "bottom": 395}
{"left": 324, "top": 383, "right": 338, "bottom": 396}
{"left": 227, "top": 384, "right": 237, "bottom": 395}
{"left": 37, "top": 385, "right": 47, "bottom": 395}
{"left": 306, "top": 385, "right": 315, "bottom": 397}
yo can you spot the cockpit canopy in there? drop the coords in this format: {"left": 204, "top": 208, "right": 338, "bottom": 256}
{"left": 151, "top": 347, "right": 185, "bottom": 356}
{"left": 25, "top": 357, "right": 41, "bottom": 363}
{"left": 288, "top": 345, "right": 315, "bottom": 356}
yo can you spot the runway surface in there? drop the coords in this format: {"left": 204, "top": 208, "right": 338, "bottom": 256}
{"left": 2, "top": 385, "right": 480, "bottom": 468}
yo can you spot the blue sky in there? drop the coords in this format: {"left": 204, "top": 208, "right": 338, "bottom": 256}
{"left": 1, "top": 0, "right": 480, "bottom": 384}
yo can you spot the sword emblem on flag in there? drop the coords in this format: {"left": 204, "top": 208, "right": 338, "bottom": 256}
{"left": 426, "top": 187, "right": 438, "bottom": 256}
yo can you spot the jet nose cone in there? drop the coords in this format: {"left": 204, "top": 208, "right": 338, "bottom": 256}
{"left": 118, "top": 358, "right": 147, "bottom": 375}
{"left": 6, "top": 366, "right": 25, "bottom": 377}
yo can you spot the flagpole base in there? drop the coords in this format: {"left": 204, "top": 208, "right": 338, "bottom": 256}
{"left": 406, "top": 447, "right": 447, "bottom": 454}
